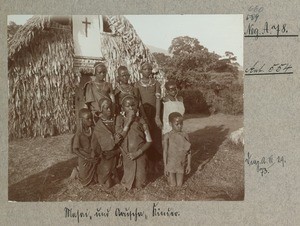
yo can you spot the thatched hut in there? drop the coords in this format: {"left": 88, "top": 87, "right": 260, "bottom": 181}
{"left": 8, "top": 15, "right": 164, "bottom": 139}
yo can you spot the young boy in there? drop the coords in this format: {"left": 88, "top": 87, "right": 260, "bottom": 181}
{"left": 163, "top": 112, "right": 191, "bottom": 187}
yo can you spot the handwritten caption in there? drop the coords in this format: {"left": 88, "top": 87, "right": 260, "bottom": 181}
{"left": 244, "top": 5, "right": 297, "bottom": 76}
{"left": 245, "top": 6, "right": 297, "bottom": 38}
{"left": 245, "top": 152, "right": 286, "bottom": 176}
{"left": 245, "top": 61, "right": 293, "bottom": 75}
{"left": 64, "top": 202, "right": 180, "bottom": 223}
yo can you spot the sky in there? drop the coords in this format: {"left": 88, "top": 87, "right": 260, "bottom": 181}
{"left": 8, "top": 15, "right": 243, "bottom": 65}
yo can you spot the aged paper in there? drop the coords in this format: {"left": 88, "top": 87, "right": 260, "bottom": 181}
{"left": 1, "top": 0, "right": 300, "bottom": 225}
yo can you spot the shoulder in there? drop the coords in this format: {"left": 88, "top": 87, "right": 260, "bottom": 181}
{"left": 177, "top": 95, "right": 183, "bottom": 102}
{"left": 163, "top": 96, "right": 171, "bottom": 102}
{"left": 83, "top": 80, "right": 94, "bottom": 89}
{"left": 105, "top": 82, "right": 112, "bottom": 88}
{"left": 135, "top": 81, "right": 141, "bottom": 87}
{"left": 116, "top": 115, "right": 125, "bottom": 123}
{"left": 181, "top": 132, "right": 190, "bottom": 141}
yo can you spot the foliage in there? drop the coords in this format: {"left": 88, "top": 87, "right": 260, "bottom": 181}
{"left": 153, "top": 36, "right": 243, "bottom": 115}
{"left": 179, "top": 89, "right": 209, "bottom": 114}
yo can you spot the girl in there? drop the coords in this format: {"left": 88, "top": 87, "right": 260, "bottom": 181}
{"left": 114, "top": 66, "right": 142, "bottom": 115}
{"left": 162, "top": 80, "right": 185, "bottom": 135}
{"left": 135, "top": 62, "right": 162, "bottom": 173}
{"left": 163, "top": 112, "right": 191, "bottom": 187}
{"left": 84, "top": 62, "right": 115, "bottom": 122}
{"left": 91, "top": 97, "right": 120, "bottom": 188}
{"left": 72, "top": 108, "right": 98, "bottom": 186}
{"left": 116, "top": 95, "right": 152, "bottom": 190}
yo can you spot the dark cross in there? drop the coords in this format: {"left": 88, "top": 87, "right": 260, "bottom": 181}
{"left": 82, "top": 17, "right": 91, "bottom": 37}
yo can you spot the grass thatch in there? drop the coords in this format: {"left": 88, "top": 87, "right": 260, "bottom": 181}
{"left": 8, "top": 15, "right": 164, "bottom": 139}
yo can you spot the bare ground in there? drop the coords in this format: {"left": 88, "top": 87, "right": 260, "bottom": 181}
{"left": 8, "top": 113, "right": 244, "bottom": 201}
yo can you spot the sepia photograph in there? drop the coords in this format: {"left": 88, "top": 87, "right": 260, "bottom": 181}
{"left": 7, "top": 14, "right": 244, "bottom": 201}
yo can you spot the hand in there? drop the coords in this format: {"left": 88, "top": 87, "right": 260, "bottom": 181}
{"left": 185, "top": 165, "right": 191, "bottom": 175}
{"left": 127, "top": 150, "right": 142, "bottom": 160}
{"left": 155, "top": 116, "right": 162, "bottom": 129}
{"left": 115, "top": 133, "right": 123, "bottom": 143}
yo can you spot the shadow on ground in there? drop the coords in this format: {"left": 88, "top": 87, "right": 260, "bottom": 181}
{"left": 9, "top": 157, "right": 77, "bottom": 201}
{"left": 8, "top": 125, "right": 238, "bottom": 202}
{"left": 186, "top": 125, "right": 229, "bottom": 180}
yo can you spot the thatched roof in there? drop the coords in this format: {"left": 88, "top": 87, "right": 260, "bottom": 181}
{"left": 8, "top": 15, "right": 165, "bottom": 139}
{"left": 8, "top": 15, "right": 164, "bottom": 83}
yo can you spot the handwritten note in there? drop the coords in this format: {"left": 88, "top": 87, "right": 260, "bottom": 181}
{"left": 245, "top": 152, "right": 286, "bottom": 176}
{"left": 64, "top": 202, "right": 180, "bottom": 223}
{"left": 244, "top": 5, "right": 298, "bottom": 77}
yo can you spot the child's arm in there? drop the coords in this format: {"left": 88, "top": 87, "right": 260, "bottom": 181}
{"left": 127, "top": 123, "right": 152, "bottom": 160}
{"left": 115, "top": 111, "right": 135, "bottom": 141}
{"left": 109, "top": 83, "right": 115, "bottom": 103}
{"left": 135, "top": 87, "right": 149, "bottom": 125}
{"left": 163, "top": 134, "right": 169, "bottom": 176}
{"left": 155, "top": 81, "right": 162, "bottom": 128}
{"left": 73, "top": 134, "right": 97, "bottom": 162}
{"left": 185, "top": 150, "right": 191, "bottom": 174}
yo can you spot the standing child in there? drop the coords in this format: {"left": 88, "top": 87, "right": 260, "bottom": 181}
{"left": 91, "top": 97, "right": 120, "bottom": 188}
{"left": 162, "top": 80, "right": 185, "bottom": 135}
{"left": 163, "top": 112, "right": 191, "bottom": 187}
{"left": 135, "top": 63, "right": 162, "bottom": 173}
{"left": 84, "top": 62, "right": 115, "bottom": 122}
{"left": 114, "top": 66, "right": 143, "bottom": 115}
{"left": 116, "top": 95, "right": 152, "bottom": 190}
{"left": 72, "top": 108, "right": 98, "bottom": 186}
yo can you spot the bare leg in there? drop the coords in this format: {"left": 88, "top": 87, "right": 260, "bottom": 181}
{"left": 169, "top": 173, "right": 176, "bottom": 187}
{"left": 176, "top": 173, "right": 184, "bottom": 187}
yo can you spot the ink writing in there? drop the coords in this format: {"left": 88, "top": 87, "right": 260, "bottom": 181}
{"left": 245, "top": 5, "right": 298, "bottom": 38}
{"left": 245, "top": 152, "right": 286, "bottom": 176}
{"left": 115, "top": 207, "right": 147, "bottom": 221}
{"left": 64, "top": 203, "right": 181, "bottom": 223}
{"left": 245, "top": 61, "right": 293, "bottom": 75}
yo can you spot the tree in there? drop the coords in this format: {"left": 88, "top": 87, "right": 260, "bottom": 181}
{"left": 153, "top": 36, "right": 239, "bottom": 89}
{"left": 168, "top": 36, "right": 205, "bottom": 55}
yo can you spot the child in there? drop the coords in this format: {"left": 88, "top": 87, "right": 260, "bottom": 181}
{"left": 135, "top": 62, "right": 162, "bottom": 173}
{"left": 72, "top": 108, "right": 98, "bottom": 186}
{"left": 114, "top": 66, "right": 141, "bottom": 114}
{"left": 162, "top": 80, "right": 185, "bottom": 135}
{"left": 163, "top": 112, "right": 191, "bottom": 187}
{"left": 115, "top": 95, "right": 152, "bottom": 190}
{"left": 84, "top": 62, "right": 115, "bottom": 121}
{"left": 91, "top": 97, "right": 120, "bottom": 188}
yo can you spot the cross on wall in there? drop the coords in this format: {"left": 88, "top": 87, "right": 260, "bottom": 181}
{"left": 82, "top": 17, "right": 91, "bottom": 37}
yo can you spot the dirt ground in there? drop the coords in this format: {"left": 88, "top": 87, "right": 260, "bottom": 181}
{"left": 8, "top": 113, "right": 244, "bottom": 201}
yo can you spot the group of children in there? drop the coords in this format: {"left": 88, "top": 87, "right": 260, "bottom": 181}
{"left": 72, "top": 62, "right": 192, "bottom": 190}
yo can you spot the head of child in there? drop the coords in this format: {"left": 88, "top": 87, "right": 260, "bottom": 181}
{"left": 140, "top": 63, "right": 153, "bottom": 78}
{"left": 98, "top": 98, "right": 112, "bottom": 119}
{"left": 121, "top": 95, "right": 138, "bottom": 117}
{"left": 79, "top": 108, "right": 93, "bottom": 128}
{"left": 94, "top": 62, "right": 107, "bottom": 82}
{"left": 165, "top": 80, "right": 178, "bottom": 98}
{"left": 169, "top": 112, "right": 184, "bottom": 132}
{"left": 117, "top": 66, "right": 130, "bottom": 85}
